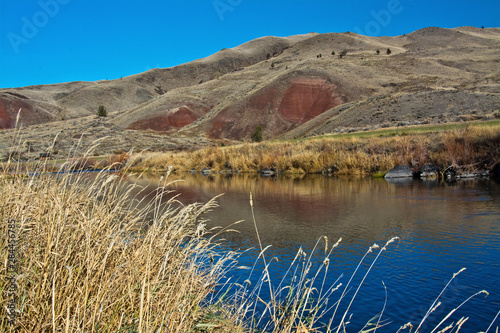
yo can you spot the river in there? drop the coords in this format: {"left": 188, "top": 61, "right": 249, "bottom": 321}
{"left": 128, "top": 172, "right": 500, "bottom": 332}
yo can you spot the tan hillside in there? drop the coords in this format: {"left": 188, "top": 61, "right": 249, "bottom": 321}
{"left": 0, "top": 26, "right": 499, "bottom": 158}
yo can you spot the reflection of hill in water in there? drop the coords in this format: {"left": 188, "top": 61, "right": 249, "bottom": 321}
{"left": 127, "top": 173, "right": 500, "bottom": 252}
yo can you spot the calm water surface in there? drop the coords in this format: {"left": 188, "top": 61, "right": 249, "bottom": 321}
{"left": 129, "top": 173, "right": 500, "bottom": 332}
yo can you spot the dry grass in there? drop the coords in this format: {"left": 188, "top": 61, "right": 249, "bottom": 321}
{"left": 65, "top": 152, "right": 130, "bottom": 171}
{"left": 0, "top": 159, "right": 244, "bottom": 332}
{"left": 127, "top": 124, "right": 500, "bottom": 177}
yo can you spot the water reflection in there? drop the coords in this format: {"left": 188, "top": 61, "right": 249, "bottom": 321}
{"left": 127, "top": 173, "right": 500, "bottom": 332}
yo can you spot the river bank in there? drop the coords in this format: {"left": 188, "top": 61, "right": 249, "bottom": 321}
{"left": 127, "top": 121, "right": 500, "bottom": 179}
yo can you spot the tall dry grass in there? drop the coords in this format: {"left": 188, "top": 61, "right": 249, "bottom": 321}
{"left": 0, "top": 159, "right": 243, "bottom": 332}
{"left": 127, "top": 125, "right": 500, "bottom": 177}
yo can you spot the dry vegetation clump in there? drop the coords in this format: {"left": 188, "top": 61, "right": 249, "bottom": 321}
{"left": 0, "top": 161, "right": 244, "bottom": 332}
{"left": 128, "top": 124, "right": 500, "bottom": 177}
{"left": 435, "top": 126, "right": 500, "bottom": 170}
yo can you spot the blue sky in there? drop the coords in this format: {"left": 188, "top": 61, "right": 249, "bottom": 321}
{"left": 1, "top": 0, "right": 499, "bottom": 89}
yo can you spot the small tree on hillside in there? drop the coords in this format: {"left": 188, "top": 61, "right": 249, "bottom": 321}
{"left": 376, "top": 49, "right": 380, "bottom": 55}
{"left": 97, "top": 105, "right": 107, "bottom": 117}
{"left": 339, "top": 49, "right": 348, "bottom": 58}
{"left": 251, "top": 126, "right": 263, "bottom": 142}
{"left": 386, "top": 48, "right": 392, "bottom": 55}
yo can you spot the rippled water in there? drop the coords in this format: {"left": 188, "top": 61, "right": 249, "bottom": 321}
{"left": 129, "top": 173, "right": 500, "bottom": 332}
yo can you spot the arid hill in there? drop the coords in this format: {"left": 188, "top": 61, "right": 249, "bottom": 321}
{"left": 0, "top": 26, "right": 499, "bottom": 158}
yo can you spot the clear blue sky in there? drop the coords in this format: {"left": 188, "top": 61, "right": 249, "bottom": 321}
{"left": 1, "top": 0, "right": 498, "bottom": 89}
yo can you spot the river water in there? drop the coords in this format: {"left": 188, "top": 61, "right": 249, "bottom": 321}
{"left": 129, "top": 173, "right": 500, "bottom": 332}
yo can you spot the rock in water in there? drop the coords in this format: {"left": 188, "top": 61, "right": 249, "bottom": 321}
{"left": 262, "top": 168, "right": 277, "bottom": 176}
{"left": 384, "top": 165, "right": 413, "bottom": 179}
{"left": 420, "top": 164, "right": 438, "bottom": 178}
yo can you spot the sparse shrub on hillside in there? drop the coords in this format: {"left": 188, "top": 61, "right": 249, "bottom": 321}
{"left": 339, "top": 49, "right": 348, "bottom": 58}
{"left": 270, "top": 62, "right": 275, "bottom": 69}
{"left": 376, "top": 49, "right": 380, "bottom": 55}
{"left": 331, "top": 50, "right": 335, "bottom": 56}
{"left": 97, "top": 105, "right": 107, "bottom": 117}
{"left": 386, "top": 48, "right": 392, "bottom": 55}
{"left": 317, "top": 54, "right": 322, "bottom": 58}
{"left": 251, "top": 125, "right": 263, "bottom": 142}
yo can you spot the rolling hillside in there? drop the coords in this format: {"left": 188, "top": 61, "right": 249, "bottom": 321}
{"left": 1, "top": 26, "right": 499, "bottom": 158}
